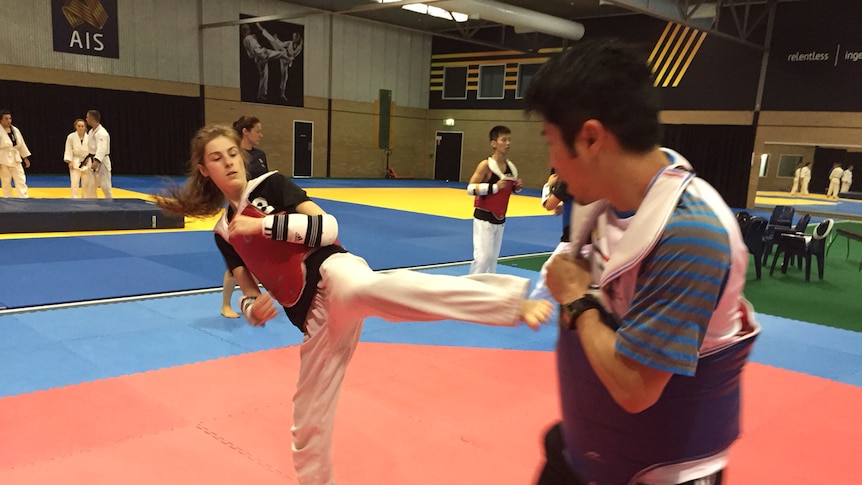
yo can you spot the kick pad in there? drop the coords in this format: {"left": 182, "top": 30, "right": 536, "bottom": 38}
{"left": 0, "top": 198, "right": 184, "bottom": 233}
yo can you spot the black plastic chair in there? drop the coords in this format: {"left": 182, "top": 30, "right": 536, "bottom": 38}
{"left": 742, "top": 217, "right": 768, "bottom": 279}
{"left": 769, "top": 218, "right": 834, "bottom": 281}
{"left": 790, "top": 213, "right": 811, "bottom": 268}
{"left": 769, "top": 233, "right": 808, "bottom": 278}
{"left": 763, "top": 205, "right": 796, "bottom": 265}
{"left": 793, "top": 213, "right": 811, "bottom": 232}
{"left": 770, "top": 205, "right": 796, "bottom": 227}
{"left": 807, "top": 219, "right": 835, "bottom": 280}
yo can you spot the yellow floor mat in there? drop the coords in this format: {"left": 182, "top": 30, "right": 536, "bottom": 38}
{"left": 755, "top": 190, "right": 862, "bottom": 207}
{"left": 306, "top": 187, "right": 550, "bottom": 219}
{"left": 2, "top": 186, "right": 550, "bottom": 240}
{"left": 26, "top": 187, "right": 154, "bottom": 200}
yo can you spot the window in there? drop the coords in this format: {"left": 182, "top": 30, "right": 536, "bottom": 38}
{"left": 442, "top": 66, "right": 468, "bottom": 100}
{"left": 478, "top": 64, "right": 505, "bottom": 99}
{"left": 516, "top": 63, "right": 542, "bottom": 99}
{"left": 778, "top": 154, "right": 803, "bottom": 177}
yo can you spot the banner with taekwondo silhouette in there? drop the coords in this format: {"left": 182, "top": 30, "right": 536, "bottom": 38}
{"left": 239, "top": 16, "right": 305, "bottom": 107}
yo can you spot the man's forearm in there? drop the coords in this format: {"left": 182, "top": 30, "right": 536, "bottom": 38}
{"left": 574, "top": 314, "right": 671, "bottom": 413}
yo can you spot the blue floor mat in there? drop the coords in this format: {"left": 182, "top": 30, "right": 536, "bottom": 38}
{"left": 1, "top": 231, "right": 225, "bottom": 308}
{"left": 5, "top": 270, "right": 862, "bottom": 398}
{"left": 3, "top": 200, "right": 559, "bottom": 309}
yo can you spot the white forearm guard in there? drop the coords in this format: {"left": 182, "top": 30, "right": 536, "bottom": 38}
{"left": 541, "top": 183, "right": 552, "bottom": 205}
{"left": 262, "top": 213, "right": 338, "bottom": 246}
{"left": 467, "top": 183, "right": 499, "bottom": 196}
{"left": 240, "top": 295, "right": 263, "bottom": 326}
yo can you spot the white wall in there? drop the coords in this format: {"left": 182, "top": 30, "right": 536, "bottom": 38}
{"left": 0, "top": 0, "right": 431, "bottom": 108}
{"left": 201, "top": 0, "right": 431, "bottom": 108}
{"left": 329, "top": 15, "right": 431, "bottom": 107}
{"left": 0, "top": 0, "right": 200, "bottom": 82}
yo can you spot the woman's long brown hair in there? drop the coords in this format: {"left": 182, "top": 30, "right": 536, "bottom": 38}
{"left": 154, "top": 125, "right": 247, "bottom": 218}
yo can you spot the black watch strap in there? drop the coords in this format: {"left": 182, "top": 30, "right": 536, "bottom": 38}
{"left": 562, "top": 293, "right": 602, "bottom": 330}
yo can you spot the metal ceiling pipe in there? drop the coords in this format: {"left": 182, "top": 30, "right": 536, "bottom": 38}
{"left": 435, "top": 0, "right": 586, "bottom": 40}
{"left": 600, "top": 0, "right": 717, "bottom": 23}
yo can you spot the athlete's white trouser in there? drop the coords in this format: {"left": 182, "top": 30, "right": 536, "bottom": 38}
{"left": 69, "top": 166, "right": 97, "bottom": 198}
{"left": 790, "top": 177, "right": 799, "bottom": 194}
{"left": 69, "top": 166, "right": 81, "bottom": 198}
{"left": 0, "top": 163, "right": 28, "bottom": 198}
{"left": 827, "top": 179, "right": 841, "bottom": 198}
{"left": 94, "top": 167, "right": 112, "bottom": 200}
{"left": 291, "top": 252, "right": 529, "bottom": 484}
{"left": 842, "top": 181, "right": 851, "bottom": 193}
{"left": 255, "top": 49, "right": 282, "bottom": 98}
{"left": 470, "top": 219, "right": 505, "bottom": 274}
{"left": 529, "top": 241, "right": 575, "bottom": 302}
{"left": 278, "top": 59, "right": 290, "bottom": 97}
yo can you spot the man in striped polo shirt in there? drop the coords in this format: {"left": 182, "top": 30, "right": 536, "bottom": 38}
{"left": 524, "top": 38, "right": 759, "bottom": 485}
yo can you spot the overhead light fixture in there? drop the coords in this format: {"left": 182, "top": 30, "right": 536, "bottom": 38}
{"left": 375, "top": 0, "right": 583, "bottom": 39}
{"left": 402, "top": 3, "right": 469, "bottom": 22}
{"left": 444, "top": 118, "right": 455, "bottom": 126}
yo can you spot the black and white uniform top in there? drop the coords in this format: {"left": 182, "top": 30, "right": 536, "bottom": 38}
{"left": 214, "top": 172, "right": 347, "bottom": 330}
{"left": 245, "top": 147, "right": 269, "bottom": 179}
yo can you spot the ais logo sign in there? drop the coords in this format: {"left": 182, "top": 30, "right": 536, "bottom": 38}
{"left": 52, "top": 0, "right": 119, "bottom": 58}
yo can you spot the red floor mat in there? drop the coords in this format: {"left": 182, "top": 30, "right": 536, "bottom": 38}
{"left": 1, "top": 344, "right": 858, "bottom": 484}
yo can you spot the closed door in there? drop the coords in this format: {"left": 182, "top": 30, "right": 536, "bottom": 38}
{"left": 434, "top": 131, "right": 463, "bottom": 181}
{"left": 293, "top": 121, "right": 313, "bottom": 177}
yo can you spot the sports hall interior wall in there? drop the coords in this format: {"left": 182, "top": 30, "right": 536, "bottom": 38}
{"left": 0, "top": 66, "right": 203, "bottom": 177}
{"left": 204, "top": 87, "right": 431, "bottom": 180}
{"left": 752, "top": 112, "right": 862, "bottom": 195}
{"left": 1, "top": 0, "right": 859, "bottom": 203}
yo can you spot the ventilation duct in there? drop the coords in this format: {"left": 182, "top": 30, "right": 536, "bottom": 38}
{"left": 434, "top": 0, "right": 585, "bottom": 41}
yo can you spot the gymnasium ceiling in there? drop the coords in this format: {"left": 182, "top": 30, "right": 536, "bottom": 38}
{"left": 274, "top": 0, "right": 793, "bottom": 51}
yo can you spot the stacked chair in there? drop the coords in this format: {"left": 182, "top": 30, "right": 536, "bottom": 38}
{"left": 769, "top": 218, "right": 834, "bottom": 281}
{"left": 741, "top": 216, "right": 768, "bottom": 279}
{"left": 762, "top": 205, "right": 796, "bottom": 265}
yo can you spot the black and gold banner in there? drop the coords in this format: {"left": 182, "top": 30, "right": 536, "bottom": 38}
{"left": 762, "top": 0, "right": 862, "bottom": 111}
{"left": 51, "top": 0, "right": 119, "bottom": 58}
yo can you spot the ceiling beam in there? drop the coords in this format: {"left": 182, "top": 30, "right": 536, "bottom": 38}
{"left": 201, "top": 1, "right": 562, "bottom": 54}
{"left": 601, "top": 0, "right": 769, "bottom": 50}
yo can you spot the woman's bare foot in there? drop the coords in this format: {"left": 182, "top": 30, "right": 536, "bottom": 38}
{"left": 221, "top": 305, "right": 240, "bottom": 318}
{"left": 520, "top": 299, "right": 553, "bottom": 330}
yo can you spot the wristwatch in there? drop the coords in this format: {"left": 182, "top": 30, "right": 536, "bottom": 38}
{"left": 562, "top": 294, "right": 603, "bottom": 330}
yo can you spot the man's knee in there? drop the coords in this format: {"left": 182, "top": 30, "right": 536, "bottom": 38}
{"left": 537, "top": 422, "right": 584, "bottom": 485}
{"left": 543, "top": 422, "right": 564, "bottom": 456}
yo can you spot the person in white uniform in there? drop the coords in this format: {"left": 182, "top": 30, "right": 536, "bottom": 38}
{"left": 0, "top": 109, "right": 32, "bottom": 198}
{"left": 841, "top": 165, "right": 853, "bottom": 193}
{"left": 800, "top": 162, "right": 812, "bottom": 194}
{"left": 258, "top": 25, "right": 303, "bottom": 102}
{"left": 63, "top": 118, "right": 95, "bottom": 198}
{"left": 85, "top": 110, "right": 113, "bottom": 200}
{"left": 467, "top": 125, "right": 522, "bottom": 274}
{"left": 826, "top": 162, "right": 844, "bottom": 199}
{"left": 241, "top": 23, "right": 285, "bottom": 102}
{"left": 790, "top": 161, "right": 801, "bottom": 194}
{"left": 529, "top": 170, "right": 574, "bottom": 306}
{"left": 154, "top": 124, "right": 553, "bottom": 485}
